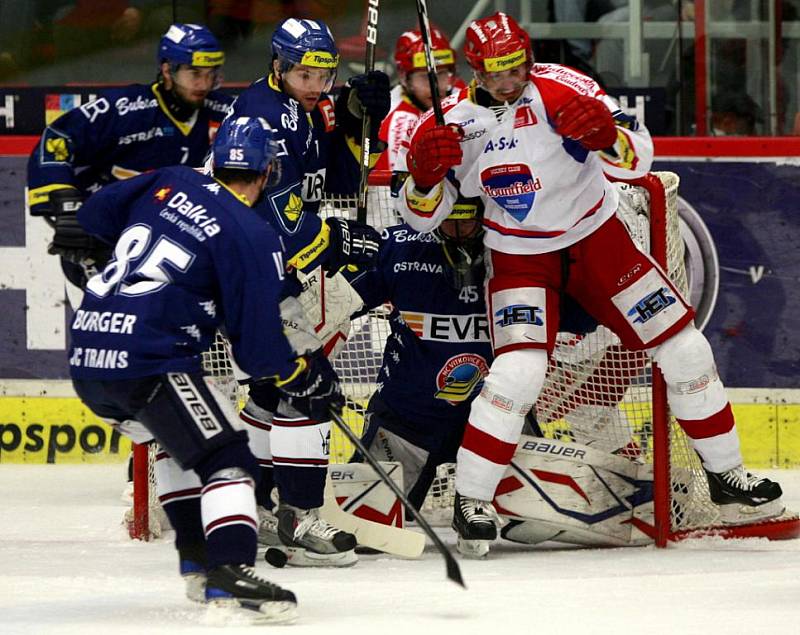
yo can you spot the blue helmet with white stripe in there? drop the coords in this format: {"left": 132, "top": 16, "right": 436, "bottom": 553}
{"left": 213, "top": 116, "right": 279, "bottom": 174}
{"left": 271, "top": 18, "right": 339, "bottom": 71}
{"left": 158, "top": 23, "right": 224, "bottom": 68}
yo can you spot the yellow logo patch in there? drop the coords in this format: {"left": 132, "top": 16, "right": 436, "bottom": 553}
{"left": 191, "top": 51, "right": 224, "bottom": 67}
{"left": 299, "top": 51, "right": 339, "bottom": 69}
{"left": 283, "top": 192, "right": 303, "bottom": 222}
{"left": 45, "top": 137, "right": 69, "bottom": 161}
{"left": 483, "top": 50, "right": 526, "bottom": 72}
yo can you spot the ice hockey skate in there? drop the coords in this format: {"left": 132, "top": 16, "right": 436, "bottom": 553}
{"left": 180, "top": 559, "right": 207, "bottom": 603}
{"left": 256, "top": 505, "right": 282, "bottom": 548}
{"left": 275, "top": 504, "right": 358, "bottom": 567}
{"left": 204, "top": 564, "right": 297, "bottom": 624}
{"left": 705, "top": 465, "right": 784, "bottom": 524}
{"left": 452, "top": 492, "right": 499, "bottom": 558}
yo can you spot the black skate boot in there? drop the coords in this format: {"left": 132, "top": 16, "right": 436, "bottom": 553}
{"left": 205, "top": 564, "right": 297, "bottom": 624}
{"left": 276, "top": 504, "right": 358, "bottom": 567}
{"left": 452, "top": 492, "right": 498, "bottom": 558}
{"left": 704, "top": 465, "right": 784, "bottom": 524}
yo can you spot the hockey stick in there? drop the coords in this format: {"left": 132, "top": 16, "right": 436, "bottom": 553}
{"left": 356, "top": 0, "right": 381, "bottom": 223}
{"left": 320, "top": 473, "right": 426, "bottom": 558}
{"left": 329, "top": 408, "right": 466, "bottom": 588}
{"left": 414, "top": 0, "right": 445, "bottom": 125}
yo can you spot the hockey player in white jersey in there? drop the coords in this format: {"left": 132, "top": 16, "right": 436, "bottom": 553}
{"left": 399, "top": 11, "right": 784, "bottom": 556}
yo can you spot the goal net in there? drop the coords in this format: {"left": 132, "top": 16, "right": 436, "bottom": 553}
{"left": 130, "top": 170, "right": 798, "bottom": 546}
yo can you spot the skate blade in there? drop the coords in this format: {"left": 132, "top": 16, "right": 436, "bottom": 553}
{"left": 456, "top": 536, "right": 491, "bottom": 558}
{"left": 183, "top": 573, "right": 207, "bottom": 604}
{"left": 284, "top": 546, "right": 358, "bottom": 568}
{"left": 204, "top": 598, "right": 298, "bottom": 625}
{"left": 718, "top": 498, "right": 785, "bottom": 525}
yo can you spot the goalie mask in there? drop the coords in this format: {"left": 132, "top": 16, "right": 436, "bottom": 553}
{"left": 434, "top": 197, "right": 485, "bottom": 290}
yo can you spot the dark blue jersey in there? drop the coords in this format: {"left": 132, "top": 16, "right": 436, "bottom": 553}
{"left": 346, "top": 225, "right": 493, "bottom": 442}
{"left": 27, "top": 83, "right": 233, "bottom": 214}
{"left": 229, "top": 75, "right": 374, "bottom": 273}
{"left": 69, "top": 165, "right": 296, "bottom": 382}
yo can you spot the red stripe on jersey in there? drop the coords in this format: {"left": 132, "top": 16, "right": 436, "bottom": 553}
{"left": 271, "top": 455, "right": 329, "bottom": 466}
{"left": 482, "top": 194, "right": 604, "bottom": 238}
{"left": 461, "top": 423, "right": 518, "bottom": 465}
{"left": 271, "top": 417, "right": 321, "bottom": 427}
{"left": 677, "top": 402, "right": 735, "bottom": 440}
{"left": 239, "top": 411, "right": 272, "bottom": 431}
{"left": 202, "top": 478, "right": 254, "bottom": 495}
{"left": 159, "top": 487, "right": 202, "bottom": 504}
{"left": 205, "top": 514, "right": 258, "bottom": 533}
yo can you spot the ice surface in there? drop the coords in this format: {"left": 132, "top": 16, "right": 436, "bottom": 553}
{"left": 2, "top": 464, "right": 800, "bottom": 635}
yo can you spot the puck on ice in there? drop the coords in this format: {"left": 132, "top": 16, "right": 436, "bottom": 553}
{"left": 265, "top": 547, "right": 288, "bottom": 568}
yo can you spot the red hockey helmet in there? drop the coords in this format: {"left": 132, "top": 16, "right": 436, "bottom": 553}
{"left": 464, "top": 12, "right": 532, "bottom": 73}
{"left": 394, "top": 27, "right": 456, "bottom": 74}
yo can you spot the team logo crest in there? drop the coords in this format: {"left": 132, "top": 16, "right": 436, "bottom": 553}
{"left": 480, "top": 163, "right": 542, "bottom": 221}
{"left": 434, "top": 354, "right": 489, "bottom": 405}
{"left": 267, "top": 184, "right": 305, "bottom": 233}
{"left": 154, "top": 186, "right": 172, "bottom": 201}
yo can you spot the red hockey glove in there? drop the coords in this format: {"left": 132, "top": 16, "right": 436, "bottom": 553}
{"left": 554, "top": 94, "right": 618, "bottom": 151}
{"left": 407, "top": 124, "right": 463, "bottom": 190}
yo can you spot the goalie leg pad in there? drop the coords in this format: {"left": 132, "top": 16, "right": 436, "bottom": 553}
{"left": 457, "top": 348, "right": 547, "bottom": 501}
{"left": 496, "top": 435, "right": 656, "bottom": 546}
{"left": 649, "top": 324, "right": 741, "bottom": 472}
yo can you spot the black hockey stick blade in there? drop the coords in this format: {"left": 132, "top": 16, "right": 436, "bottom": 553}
{"left": 414, "top": 0, "right": 445, "bottom": 125}
{"left": 329, "top": 408, "right": 466, "bottom": 588}
{"left": 356, "top": 0, "right": 381, "bottom": 223}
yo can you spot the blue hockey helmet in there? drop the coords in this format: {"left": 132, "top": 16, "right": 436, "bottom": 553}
{"left": 213, "top": 116, "right": 279, "bottom": 174}
{"left": 158, "top": 23, "right": 225, "bottom": 68}
{"left": 271, "top": 18, "right": 339, "bottom": 70}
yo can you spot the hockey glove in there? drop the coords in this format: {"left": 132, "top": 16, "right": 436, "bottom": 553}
{"left": 347, "top": 71, "right": 391, "bottom": 123}
{"left": 553, "top": 94, "right": 618, "bottom": 151}
{"left": 324, "top": 217, "right": 381, "bottom": 276}
{"left": 46, "top": 189, "right": 107, "bottom": 265}
{"left": 275, "top": 352, "right": 345, "bottom": 421}
{"left": 407, "top": 125, "right": 463, "bottom": 190}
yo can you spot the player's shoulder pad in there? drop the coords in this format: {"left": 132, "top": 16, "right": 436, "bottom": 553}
{"left": 203, "top": 89, "right": 235, "bottom": 118}
{"left": 383, "top": 223, "right": 439, "bottom": 248}
{"left": 413, "top": 90, "right": 465, "bottom": 138}
{"left": 531, "top": 63, "right": 604, "bottom": 98}
{"left": 66, "top": 83, "right": 153, "bottom": 125}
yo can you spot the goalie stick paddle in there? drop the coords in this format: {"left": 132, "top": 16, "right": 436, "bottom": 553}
{"left": 329, "top": 408, "right": 466, "bottom": 588}
{"left": 356, "top": 0, "right": 381, "bottom": 223}
{"left": 414, "top": 0, "right": 445, "bottom": 125}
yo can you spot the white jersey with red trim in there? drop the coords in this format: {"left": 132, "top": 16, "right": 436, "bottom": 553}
{"left": 399, "top": 63, "right": 654, "bottom": 255}
{"left": 376, "top": 93, "right": 421, "bottom": 171}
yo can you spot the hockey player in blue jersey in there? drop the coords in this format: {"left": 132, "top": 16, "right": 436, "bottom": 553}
{"left": 28, "top": 23, "right": 233, "bottom": 300}
{"left": 67, "top": 116, "right": 345, "bottom": 623}
{"left": 229, "top": 18, "right": 389, "bottom": 567}
{"left": 345, "top": 197, "right": 492, "bottom": 511}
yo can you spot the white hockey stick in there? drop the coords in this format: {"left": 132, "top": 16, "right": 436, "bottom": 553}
{"left": 329, "top": 409, "right": 465, "bottom": 587}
